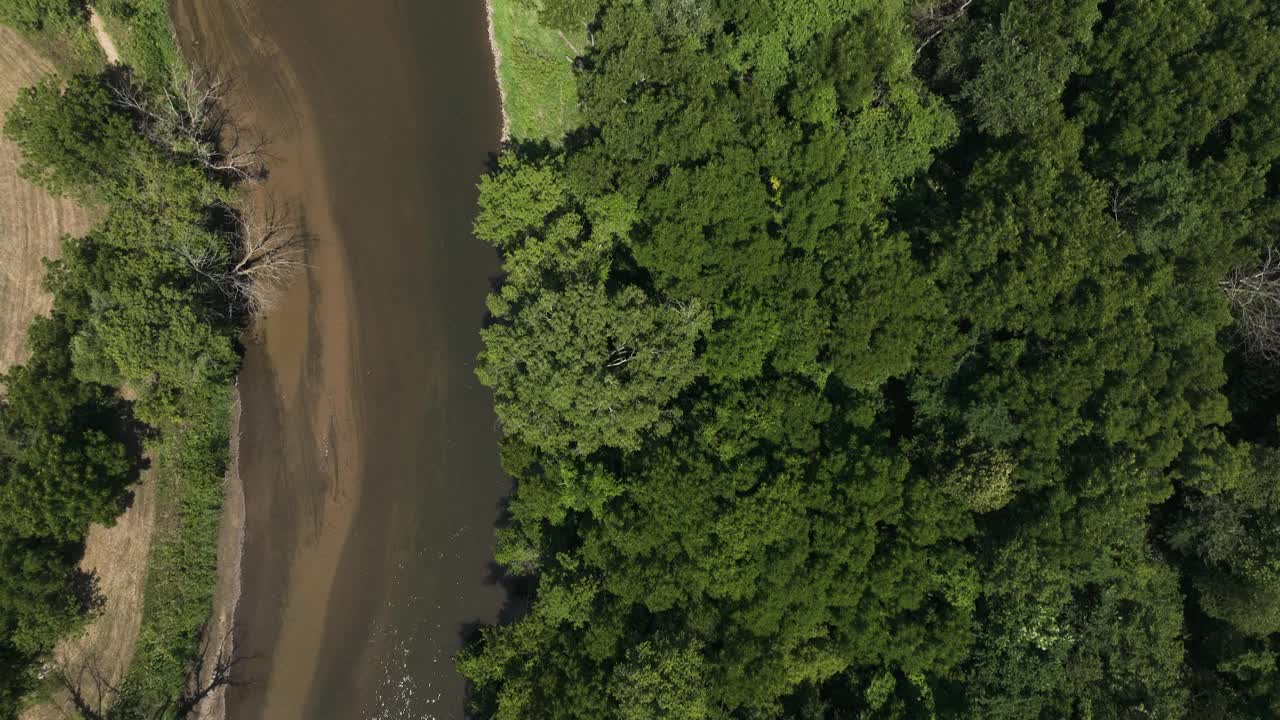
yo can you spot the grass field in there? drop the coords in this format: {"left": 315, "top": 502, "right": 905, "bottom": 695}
{"left": 490, "top": 0, "right": 582, "bottom": 142}
{"left": 12, "top": 14, "right": 103, "bottom": 76}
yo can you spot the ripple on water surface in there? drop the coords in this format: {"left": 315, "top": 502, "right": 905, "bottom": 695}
{"left": 365, "top": 523, "right": 475, "bottom": 720}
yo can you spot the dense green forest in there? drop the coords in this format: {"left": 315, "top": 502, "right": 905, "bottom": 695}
{"left": 0, "top": 1, "right": 258, "bottom": 715}
{"left": 465, "top": 0, "right": 1280, "bottom": 717}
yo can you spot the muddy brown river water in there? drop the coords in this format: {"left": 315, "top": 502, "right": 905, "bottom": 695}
{"left": 170, "top": 1, "right": 508, "bottom": 718}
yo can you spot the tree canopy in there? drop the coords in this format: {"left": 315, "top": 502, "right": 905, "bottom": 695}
{"left": 465, "top": 0, "right": 1280, "bottom": 717}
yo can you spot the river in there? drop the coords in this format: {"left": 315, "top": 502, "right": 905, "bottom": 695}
{"left": 169, "top": 1, "right": 509, "bottom": 718}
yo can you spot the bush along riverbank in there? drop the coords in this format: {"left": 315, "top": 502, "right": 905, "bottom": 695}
{"left": 0, "top": 3, "right": 275, "bottom": 716}
{"left": 463, "top": 0, "right": 1280, "bottom": 718}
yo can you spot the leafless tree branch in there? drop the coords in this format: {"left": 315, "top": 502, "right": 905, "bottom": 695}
{"left": 913, "top": 0, "right": 975, "bottom": 55}
{"left": 174, "top": 628, "right": 247, "bottom": 717}
{"left": 55, "top": 658, "right": 113, "bottom": 720}
{"left": 52, "top": 629, "right": 247, "bottom": 720}
{"left": 1222, "top": 246, "right": 1280, "bottom": 365}
{"left": 113, "top": 67, "right": 268, "bottom": 182}
{"left": 164, "top": 198, "right": 308, "bottom": 320}
{"left": 229, "top": 200, "right": 309, "bottom": 317}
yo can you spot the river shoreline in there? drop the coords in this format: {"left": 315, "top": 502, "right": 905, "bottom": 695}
{"left": 485, "top": 0, "right": 512, "bottom": 141}
{"left": 170, "top": 1, "right": 359, "bottom": 717}
{"left": 200, "top": 22, "right": 513, "bottom": 712}
{"left": 192, "top": 387, "right": 244, "bottom": 720}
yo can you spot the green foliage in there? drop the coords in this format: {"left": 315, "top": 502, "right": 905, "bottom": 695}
{"left": 0, "top": 315, "right": 135, "bottom": 542}
{"left": 0, "top": 308, "right": 137, "bottom": 715}
{"left": 96, "top": 0, "right": 186, "bottom": 85}
{"left": 1075, "top": 0, "right": 1277, "bottom": 167}
{"left": 0, "top": 0, "right": 81, "bottom": 32}
{"left": 940, "top": 438, "right": 1015, "bottom": 514}
{"left": 611, "top": 636, "right": 711, "bottom": 720}
{"left": 480, "top": 284, "right": 707, "bottom": 454}
{"left": 1171, "top": 446, "right": 1280, "bottom": 637}
{"left": 533, "top": 0, "right": 599, "bottom": 32}
{"left": 4, "top": 74, "right": 148, "bottom": 201}
{"left": 113, "top": 388, "right": 229, "bottom": 714}
{"left": 947, "top": 0, "right": 1101, "bottom": 137}
{"left": 0, "top": 0, "right": 102, "bottom": 76}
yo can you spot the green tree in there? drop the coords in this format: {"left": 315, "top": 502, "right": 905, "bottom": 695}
{"left": 1171, "top": 445, "right": 1280, "bottom": 637}
{"left": 479, "top": 283, "right": 707, "bottom": 454}
{"left": 0, "top": 315, "right": 135, "bottom": 543}
{"left": 4, "top": 75, "right": 148, "bottom": 202}
{"left": 462, "top": 0, "right": 1280, "bottom": 717}
{"left": 944, "top": 0, "right": 1101, "bottom": 137}
{"left": 611, "top": 636, "right": 713, "bottom": 720}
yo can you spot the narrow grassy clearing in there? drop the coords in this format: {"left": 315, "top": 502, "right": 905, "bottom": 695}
{"left": 490, "top": 0, "right": 581, "bottom": 143}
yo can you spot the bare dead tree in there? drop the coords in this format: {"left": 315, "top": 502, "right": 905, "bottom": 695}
{"left": 913, "top": 0, "right": 976, "bottom": 55}
{"left": 1108, "top": 185, "right": 1133, "bottom": 223}
{"left": 53, "top": 630, "right": 247, "bottom": 720}
{"left": 605, "top": 345, "right": 637, "bottom": 368}
{"left": 113, "top": 69, "right": 220, "bottom": 143}
{"left": 1222, "top": 246, "right": 1280, "bottom": 364}
{"left": 173, "top": 629, "right": 247, "bottom": 718}
{"left": 113, "top": 67, "right": 268, "bottom": 182}
{"left": 165, "top": 199, "right": 307, "bottom": 320}
{"left": 229, "top": 200, "right": 309, "bottom": 316}
{"left": 54, "top": 658, "right": 113, "bottom": 720}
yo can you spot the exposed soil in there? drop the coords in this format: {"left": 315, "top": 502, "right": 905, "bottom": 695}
{"left": 485, "top": 0, "right": 512, "bottom": 141}
{"left": 88, "top": 9, "right": 120, "bottom": 65}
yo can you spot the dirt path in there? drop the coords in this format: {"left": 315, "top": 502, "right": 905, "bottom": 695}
{"left": 89, "top": 8, "right": 120, "bottom": 65}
